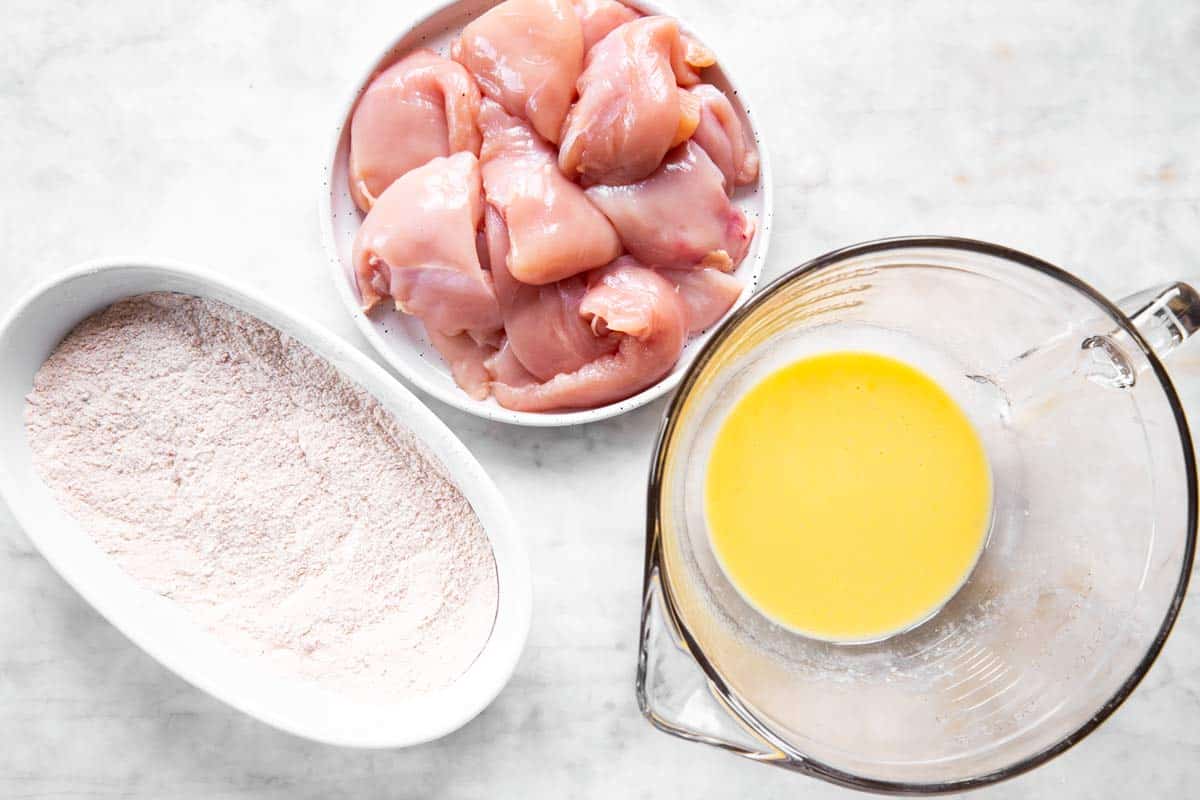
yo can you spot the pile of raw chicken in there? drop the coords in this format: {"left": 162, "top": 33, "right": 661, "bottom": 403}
{"left": 349, "top": 0, "right": 758, "bottom": 412}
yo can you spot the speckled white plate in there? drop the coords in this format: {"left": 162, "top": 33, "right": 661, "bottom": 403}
{"left": 0, "top": 259, "right": 532, "bottom": 749}
{"left": 319, "top": 0, "right": 772, "bottom": 426}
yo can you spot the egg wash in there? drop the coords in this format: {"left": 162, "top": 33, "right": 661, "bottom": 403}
{"left": 704, "top": 351, "right": 992, "bottom": 642}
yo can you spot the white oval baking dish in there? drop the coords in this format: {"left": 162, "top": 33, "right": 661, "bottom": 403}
{"left": 319, "top": 0, "right": 773, "bottom": 427}
{"left": 0, "top": 259, "right": 532, "bottom": 748}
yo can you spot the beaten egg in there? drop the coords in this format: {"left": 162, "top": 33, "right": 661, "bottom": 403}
{"left": 705, "top": 351, "right": 992, "bottom": 643}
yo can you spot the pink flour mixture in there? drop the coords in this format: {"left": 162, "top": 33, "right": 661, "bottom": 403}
{"left": 24, "top": 293, "right": 498, "bottom": 701}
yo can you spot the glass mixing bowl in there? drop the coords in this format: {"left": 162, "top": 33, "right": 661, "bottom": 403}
{"left": 637, "top": 237, "right": 1197, "bottom": 792}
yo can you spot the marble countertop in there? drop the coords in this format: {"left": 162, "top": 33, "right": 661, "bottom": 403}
{"left": 2, "top": 1, "right": 1198, "bottom": 797}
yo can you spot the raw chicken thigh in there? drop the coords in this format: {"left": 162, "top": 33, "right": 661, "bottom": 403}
{"left": 452, "top": 0, "right": 583, "bottom": 144}
{"left": 491, "top": 260, "right": 687, "bottom": 411}
{"left": 425, "top": 328, "right": 496, "bottom": 400}
{"left": 478, "top": 99, "right": 622, "bottom": 285}
{"left": 573, "top": 0, "right": 639, "bottom": 51}
{"left": 484, "top": 207, "right": 617, "bottom": 381}
{"left": 342, "top": 5, "right": 758, "bottom": 412}
{"left": 348, "top": 49, "right": 482, "bottom": 212}
{"left": 690, "top": 84, "right": 760, "bottom": 194}
{"left": 659, "top": 266, "right": 744, "bottom": 333}
{"left": 559, "top": 16, "right": 715, "bottom": 185}
{"left": 585, "top": 140, "right": 754, "bottom": 270}
{"left": 484, "top": 340, "right": 539, "bottom": 388}
{"left": 352, "top": 152, "right": 501, "bottom": 335}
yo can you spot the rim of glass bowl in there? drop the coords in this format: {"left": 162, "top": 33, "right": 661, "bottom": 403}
{"left": 643, "top": 235, "right": 1198, "bottom": 795}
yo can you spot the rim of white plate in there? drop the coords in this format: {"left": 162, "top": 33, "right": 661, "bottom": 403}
{"left": 318, "top": 0, "right": 773, "bottom": 427}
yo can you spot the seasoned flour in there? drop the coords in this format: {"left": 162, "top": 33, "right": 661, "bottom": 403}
{"left": 24, "top": 293, "right": 498, "bottom": 701}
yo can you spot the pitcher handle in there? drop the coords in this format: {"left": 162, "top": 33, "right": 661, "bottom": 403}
{"left": 1116, "top": 280, "right": 1200, "bottom": 363}
{"left": 996, "top": 278, "right": 1200, "bottom": 407}
{"left": 1077, "top": 279, "right": 1200, "bottom": 390}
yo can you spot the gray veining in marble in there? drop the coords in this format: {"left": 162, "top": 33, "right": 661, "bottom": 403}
{"left": 2, "top": 0, "right": 1198, "bottom": 797}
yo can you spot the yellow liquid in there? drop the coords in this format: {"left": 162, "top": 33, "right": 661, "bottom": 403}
{"left": 705, "top": 352, "right": 992, "bottom": 642}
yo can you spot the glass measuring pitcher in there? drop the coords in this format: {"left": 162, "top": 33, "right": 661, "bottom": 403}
{"left": 637, "top": 237, "right": 1197, "bottom": 793}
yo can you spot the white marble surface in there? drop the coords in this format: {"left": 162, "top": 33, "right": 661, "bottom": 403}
{"left": 2, "top": 0, "right": 1199, "bottom": 797}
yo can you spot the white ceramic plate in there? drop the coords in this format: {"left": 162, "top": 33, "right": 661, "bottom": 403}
{"left": 319, "top": 0, "right": 773, "bottom": 426}
{"left": 0, "top": 259, "right": 532, "bottom": 748}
